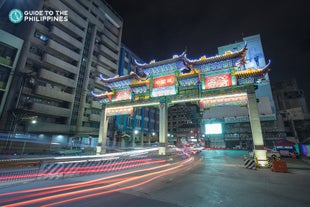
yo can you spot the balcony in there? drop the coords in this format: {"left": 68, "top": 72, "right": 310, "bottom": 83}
{"left": 89, "top": 114, "right": 101, "bottom": 122}
{"left": 39, "top": 68, "right": 75, "bottom": 88}
{"left": 59, "top": 20, "right": 84, "bottom": 39}
{"left": 47, "top": 39, "right": 80, "bottom": 61}
{"left": 50, "top": 26, "right": 82, "bottom": 49}
{"left": 101, "top": 35, "right": 119, "bottom": 51}
{"left": 90, "top": 101, "right": 101, "bottom": 109}
{"left": 102, "top": 16, "right": 121, "bottom": 36}
{"left": 27, "top": 52, "right": 42, "bottom": 64}
{"left": 45, "top": 0, "right": 87, "bottom": 28}
{"left": 28, "top": 122, "right": 70, "bottom": 133}
{"left": 99, "top": 44, "right": 118, "bottom": 60}
{"left": 30, "top": 102, "right": 71, "bottom": 117}
{"left": 43, "top": 53, "right": 78, "bottom": 74}
{"left": 96, "top": 65, "right": 116, "bottom": 77}
{"left": 78, "top": 126, "right": 99, "bottom": 136}
{"left": 82, "top": 116, "right": 88, "bottom": 122}
{"left": 33, "top": 85, "right": 74, "bottom": 102}
{"left": 103, "top": 28, "right": 119, "bottom": 44}
{"left": 98, "top": 55, "right": 117, "bottom": 70}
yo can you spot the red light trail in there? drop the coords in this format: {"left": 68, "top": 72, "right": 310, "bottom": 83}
{"left": 0, "top": 157, "right": 194, "bottom": 207}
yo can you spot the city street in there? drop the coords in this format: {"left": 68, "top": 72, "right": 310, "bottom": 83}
{"left": 0, "top": 150, "right": 310, "bottom": 207}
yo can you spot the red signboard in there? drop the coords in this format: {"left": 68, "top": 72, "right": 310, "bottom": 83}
{"left": 204, "top": 73, "right": 232, "bottom": 89}
{"left": 153, "top": 75, "right": 175, "bottom": 88}
{"left": 113, "top": 90, "right": 131, "bottom": 102}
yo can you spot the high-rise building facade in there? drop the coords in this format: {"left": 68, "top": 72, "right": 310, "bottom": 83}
{"left": 168, "top": 103, "right": 200, "bottom": 143}
{"left": 0, "top": 0, "right": 123, "bottom": 151}
{"left": 272, "top": 79, "right": 310, "bottom": 144}
{"left": 0, "top": 30, "right": 24, "bottom": 120}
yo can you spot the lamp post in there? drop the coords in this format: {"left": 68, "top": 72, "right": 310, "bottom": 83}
{"left": 133, "top": 129, "right": 139, "bottom": 147}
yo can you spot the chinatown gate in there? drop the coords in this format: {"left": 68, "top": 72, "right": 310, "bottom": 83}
{"left": 92, "top": 44, "right": 271, "bottom": 166}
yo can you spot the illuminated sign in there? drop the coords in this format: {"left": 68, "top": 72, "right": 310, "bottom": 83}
{"left": 113, "top": 90, "right": 131, "bottom": 102}
{"left": 106, "top": 107, "right": 134, "bottom": 116}
{"left": 204, "top": 73, "right": 232, "bottom": 89}
{"left": 152, "top": 75, "right": 176, "bottom": 97}
{"left": 153, "top": 75, "right": 175, "bottom": 88}
{"left": 200, "top": 94, "right": 248, "bottom": 108}
{"left": 152, "top": 86, "right": 176, "bottom": 97}
{"left": 205, "top": 123, "right": 222, "bottom": 134}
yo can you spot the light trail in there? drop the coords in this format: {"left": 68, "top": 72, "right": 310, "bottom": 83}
{"left": 0, "top": 177, "right": 130, "bottom": 204}
{"left": 0, "top": 158, "right": 166, "bottom": 181}
{"left": 0, "top": 159, "right": 169, "bottom": 196}
{"left": 0, "top": 157, "right": 193, "bottom": 207}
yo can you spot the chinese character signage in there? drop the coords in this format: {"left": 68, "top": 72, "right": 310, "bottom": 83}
{"left": 204, "top": 73, "right": 232, "bottom": 90}
{"left": 113, "top": 89, "right": 131, "bottom": 102}
{"left": 152, "top": 75, "right": 176, "bottom": 97}
{"left": 153, "top": 75, "right": 175, "bottom": 88}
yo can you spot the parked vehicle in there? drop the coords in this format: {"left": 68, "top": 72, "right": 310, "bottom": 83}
{"left": 266, "top": 149, "right": 281, "bottom": 158}
{"left": 249, "top": 149, "right": 280, "bottom": 158}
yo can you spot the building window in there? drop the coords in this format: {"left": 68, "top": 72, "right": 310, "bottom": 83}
{"left": 34, "top": 31, "right": 49, "bottom": 42}
{"left": 0, "top": 42, "right": 17, "bottom": 66}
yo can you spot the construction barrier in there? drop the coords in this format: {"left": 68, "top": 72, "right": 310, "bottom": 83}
{"left": 244, "top": 159, "right": 256, "bottom": 170}
{"left": 266, "top": 157, "right": 271, "bottom": 168}
{"left": 271, "top": 160, "right": 288, "bottom": 173}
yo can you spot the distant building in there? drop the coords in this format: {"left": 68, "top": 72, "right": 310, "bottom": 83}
{"left": 0, "top": 0, "right": 123, "bottom": 152}
{"left": 168, "top": 103, "right": 201, "bottom": 144}
{"left": 272, "top": 79, "right": 308, "bottom": 114}
{"left": 168, "top": 103, "right": 201, "bottom": 145}
{"left": 112, "top": 44, "right": 159, "bottom": 146}
{"left": 272, "top": 79, "right": 310, "bottom": 145}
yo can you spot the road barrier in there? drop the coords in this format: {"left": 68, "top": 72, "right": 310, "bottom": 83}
{"left": 244, "top": 159, "right": 256, "bottom": 170}
{"left": 271, "top": 160, "right": 288, "bottom": 173}
{"left": 266, "top": 157, "right": 271, "bottom": 168}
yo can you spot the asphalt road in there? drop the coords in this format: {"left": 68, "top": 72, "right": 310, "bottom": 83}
{"left": 1, "top": 150, "right": 310, "bottom": 207}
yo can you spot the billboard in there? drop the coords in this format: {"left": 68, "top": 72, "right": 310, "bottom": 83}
{"left": 205, "top": 123, "right": 222, "bottom": 134}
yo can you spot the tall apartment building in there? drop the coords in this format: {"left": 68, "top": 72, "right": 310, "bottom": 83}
{"left": 0, "top": 0, "right": 123, "bottom": 150}
{"left": 168, "top": 103, "right": 200, "bottom": 143}
{"left": 202, "top": 34, "right": 285, "bottom": 149}
{"left": 272, "top": 79, "right": 310, "bottom": 144}
{"left": 111, "top": 44, "right": 159, "bottom": 146}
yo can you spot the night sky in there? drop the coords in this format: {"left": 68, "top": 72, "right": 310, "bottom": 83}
{"left": 106, "top": 0, "right": 310, "bottom": 104}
